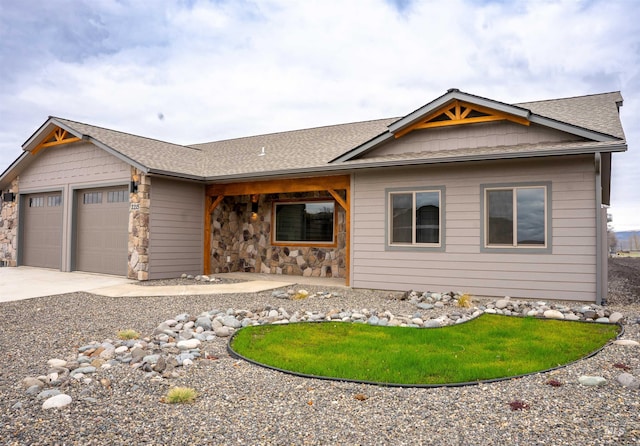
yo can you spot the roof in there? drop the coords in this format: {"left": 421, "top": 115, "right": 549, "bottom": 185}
{"left": 0, "top": 90, "right": 627, "bottom": 186}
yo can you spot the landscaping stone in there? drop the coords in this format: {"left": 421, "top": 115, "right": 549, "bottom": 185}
{"left": 578, "top": 376, "right": 607, "bottom": 386}
{"left": 42, "top": 394, "right": 72, "bottom": 409}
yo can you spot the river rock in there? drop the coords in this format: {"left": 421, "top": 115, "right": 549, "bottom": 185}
{"left": 578, "top": 376, "right": 607, "bottom": 386}
{"left": 42, "top": 394, "right": 72, "bottom": 409}
{"left": 177, "top": 339, "right": 201, "bottom": 350}
{"left": 616, "top": 373, "right": 640, "bottom": 389}
{"left": 543, "top": 310, "right": 564, "bottom": 319}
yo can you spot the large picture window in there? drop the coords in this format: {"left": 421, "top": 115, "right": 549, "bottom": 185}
{"left": 274, "top": 201, "right": 335, "bottom": 245}
{"left": 389, "top": 189, "right": 442, "bottom": 246}
{"left": 484, "top": 184, "right": 548, "bottom": 249}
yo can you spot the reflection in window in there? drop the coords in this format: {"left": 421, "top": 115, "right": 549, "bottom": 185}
{"left": 83, "top": 192, "right": 103, "bottom": 204}
{"left": 47, "top": 195, "right": 62, "bottom": 207}
{"left": 107, "top": 190, "right": 128, "bottom": 203}
{"left": 29, "top": 197, "right": 44, "bottom": 207}
{"left": 274, "top": 201, "right": 335, "bottom": 244}
{"left": 486, "top": 186, "right": 546, "bottom": 247}
{"left": 390, "top": 190, "right": 441, "bottom": 246}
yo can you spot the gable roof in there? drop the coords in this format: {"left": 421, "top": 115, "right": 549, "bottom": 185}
{"left": 0, "top": 89, "right": 627, "bottom": 187}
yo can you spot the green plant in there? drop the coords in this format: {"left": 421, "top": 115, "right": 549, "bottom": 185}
{"left": 457, "top": 293, "right": 473, "bottom": 308}
{"left": 117, "top": 329, "right": 140, "bottom": 340}
{"left": 230, "top": 314, "right": 619, "bottom": 386}
{"left": 165, "top": 387, "right": 198, "bottom": 404}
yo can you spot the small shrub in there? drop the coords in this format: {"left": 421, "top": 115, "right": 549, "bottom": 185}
{"left": 509, "top": 400, "right": 530, "bottom": 411}
{"left": 457, "top": 293, "right": 473, "bottom": 308}
{"left": 117, "top": 329, "right": 139, "bottom": 340}
{"left": 165, "top": 387, "right": 197, "bottom": 404}
{"left": 546, "top": 379, "right": 563, "bottom": 387}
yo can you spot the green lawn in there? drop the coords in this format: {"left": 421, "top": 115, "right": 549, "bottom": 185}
{"left": 230, "top": 314, "right": 619, "bottom": 385}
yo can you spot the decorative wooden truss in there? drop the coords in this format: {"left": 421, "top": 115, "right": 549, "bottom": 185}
{"left": 31, "top": 127, "right": 81, "bottom": 155}
{"left": 394, "top": 100, "right": 530, "bottom": 138}
{"left": 204, "top": 175, "right": 351, "bottom": 284}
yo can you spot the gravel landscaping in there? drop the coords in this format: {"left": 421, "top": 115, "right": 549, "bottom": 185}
{"left": 1, "top": 272, "right": 640, "bottom": 445}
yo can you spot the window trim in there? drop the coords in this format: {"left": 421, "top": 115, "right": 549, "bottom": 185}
{"left": 480, "top": 182, "right": 552, "bottom": 254}
{"left": 271, "top": 199, "right": 338, "bottom": 247}
{"left": 385, "top": 186, "right": 446, "bottom": 252}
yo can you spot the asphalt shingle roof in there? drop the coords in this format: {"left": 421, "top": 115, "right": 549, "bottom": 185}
{"left": 38, "top": 91, "right": 627, "bottom": 180}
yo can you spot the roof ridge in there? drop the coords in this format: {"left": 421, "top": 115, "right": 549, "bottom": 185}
{"left": 189, "top": 117, "right": 398, "bottom": 147}
{"left": 515, "top": 91, "right": 622, "bottom": 106}
{"left": 52, "top": 116, "right": 202, "bottom": 152}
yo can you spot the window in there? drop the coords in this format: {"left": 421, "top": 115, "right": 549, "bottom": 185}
{"left": 29, "top": 197, "right": 44, "bottom": 207}
{"left": 388, "top": 189, "right": 442, "bottom": 246}
{"left": 47, "top": 195, "right": 62, "bottom": 207}
{"left": 83, "top": 192, "right": 103, "bottom": 204}
{"left": 107, "top": 189, "right": 128, "bottom": 203}
{"left": 483, "top": 184, "right": 549, "bottom": 249}
{"left": 274, "top": 201, "right": 335, "bottom": 244}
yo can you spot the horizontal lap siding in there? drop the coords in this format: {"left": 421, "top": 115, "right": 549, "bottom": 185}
{"left": 352, "top": 156, "right": 596, "bottom": 301}
{"left": 149, "top": 178, "right": 204, "bottom": 279}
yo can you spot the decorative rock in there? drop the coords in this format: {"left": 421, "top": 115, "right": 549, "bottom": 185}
{"left": 177, "top": 339, "right": 201, "bottom": 350}
{"left": 613, "top": 339, "right": 639, "bottom": 346}
{"left": 195, "top": 316, "right": 212, "bottom": 331}
{"left": 47, "top": 359, "right": 67, "bottom": 368}
{"left": 42, "top": 394, "right": 72, "bottom": 409}
{"left": 616, "top": 373, "right": 640, "bottom": 389}
{"left": 495, "top": 299, "right": 510, "bottom": 309}
{"left": 26, "top": 385, "right": 42, "bottom": 395}
{"left": 595, "top": 317, "right": 610, "bottom": 323}
{"left": 37, "top": 389, "right": 62, "bottom": 400}
{"left": 424, "top": 320, "right": 441, "bottom": 328}
{"left": 543, "top": 310, "right": 564, "bottom": 320}
{"left": 71, "top": 366, "right": 97, "bottom": 376}
{"left": 22, "top": 377, "right": 45, "bottom": 389}
{"left": 221, "top": 316, "right": 242, "bottom": 328}
{"left": 609, "top": 312, "right": 624, "bottom": 323}
{"left": 578, "top": 376, "right": 607, "bottom": 386}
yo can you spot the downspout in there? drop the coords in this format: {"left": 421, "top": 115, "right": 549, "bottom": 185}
{"left": 594, "top": 153, "right": 603, "bottom": 305}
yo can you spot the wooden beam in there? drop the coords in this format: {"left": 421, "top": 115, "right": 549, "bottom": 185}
{"left": 207, "top": 175, "right": 350, "bottom": 197}
{"left": 209, "top": 194, "right": 225, "bottom": 213}
{"left": 31, "top": 127, "right": 81, "bottom": 155}
{"left": 393, "top": 100, "right": 530, "bottom": 138}
{"left": 327, "top": 189, "right": 347, "bottom": 211}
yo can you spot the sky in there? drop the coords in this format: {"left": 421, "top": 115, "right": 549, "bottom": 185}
{"left": 0, "top": 0, "right": 639, "bottom": 230}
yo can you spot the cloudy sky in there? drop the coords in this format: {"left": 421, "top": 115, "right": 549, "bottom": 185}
{"left": 1, "top": 0, "right": 638, "bottom": 230}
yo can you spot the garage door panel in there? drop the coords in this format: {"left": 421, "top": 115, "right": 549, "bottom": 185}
{"left": 22, "top": 192, "right": 63, "bottom": 269}
{"left": 76, "top": 187, "right": 128, "bottom": 275}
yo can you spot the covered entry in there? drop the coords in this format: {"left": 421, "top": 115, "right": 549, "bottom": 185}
{"left": 21, "top": 191, "right": 63, "bottom": 269}
{"left": 75, "top": 186, "right": 129, "bottom": 275}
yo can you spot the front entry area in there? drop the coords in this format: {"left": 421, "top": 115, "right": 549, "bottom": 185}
{"left": 75, "top": 186, "right": 129, "bottom": 275}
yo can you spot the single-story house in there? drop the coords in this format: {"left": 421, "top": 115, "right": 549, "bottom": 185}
{"left": 0, "top": 89, "right": 628, "bottom": 303}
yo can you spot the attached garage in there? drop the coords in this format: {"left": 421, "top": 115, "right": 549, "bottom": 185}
{"left": 21, "top": 191, "right": 63, "bottom": 269}
{"left": 75, "top": 186, "right": 129, "bottom": 275}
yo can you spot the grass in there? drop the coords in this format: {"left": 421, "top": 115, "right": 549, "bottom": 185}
{"left": 164, "top": 387, "right": 198, "bottom": 404}
{"left": 230, "top": 314, "right": 619, "bottom": 385}
{"left": 117, "top": 329, "right": 140, "bottom": 340}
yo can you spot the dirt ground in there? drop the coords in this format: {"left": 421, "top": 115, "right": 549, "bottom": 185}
{"left": 607, "top": 256, "right": 640, "bottom": 305}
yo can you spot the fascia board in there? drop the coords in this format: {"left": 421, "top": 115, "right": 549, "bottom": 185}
{"left": 0, "top": 152, "right": 29, "bottom": 188}
{"left": 387, "top": 91, "right": 531, "bottom": 134}
{"left": 203, "top": 142, "right": 627, "bottom": 183}
{"left": 146, "top": 168, "right": 205, "bottom": 182}
{"left": 529, "top": 115, "right": 619, "bottom": 142}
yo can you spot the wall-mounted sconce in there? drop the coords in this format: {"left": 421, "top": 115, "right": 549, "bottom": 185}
{"left": 130, "top": 173, "right": 140, "bottom": 193}
{"left": 2, "top": 192, "right": 15, "bottom": 202}
{"left": 250, "top": 194, "right": 259, "bottom": 221}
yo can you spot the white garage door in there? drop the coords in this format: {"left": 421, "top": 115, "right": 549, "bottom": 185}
{"left": 22, "top": 192, "right": 63, "bottom": 269}
{"left": 75, "top": 187, "right": 129, "bottom": 275}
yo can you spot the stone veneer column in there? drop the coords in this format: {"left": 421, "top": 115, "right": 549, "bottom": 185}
{"left": 0, "top": 178, "right": 19, "bottom": 267}
{"left": 127, "top": 169, "right": 150, "bottom": 280}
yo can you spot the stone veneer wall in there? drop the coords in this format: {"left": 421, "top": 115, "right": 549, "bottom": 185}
{"left": 0, "top": 178, "right": 19, "bottom": 266}
{"left": 209, "top": 192, "right": 346, "bottom": 278}
{"left": 128, "top": 169, "right": 150, "bottom": 280}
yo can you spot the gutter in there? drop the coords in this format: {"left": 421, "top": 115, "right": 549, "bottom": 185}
{"left": 595, "top": 152, "right": 603, "bottom": 305}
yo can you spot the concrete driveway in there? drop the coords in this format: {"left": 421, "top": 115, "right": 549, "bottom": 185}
{"left": 0, "top": 267, "right": 301, "bottom": 301}
{"left": 0, "top": 267, "right": 134, "bottom": 302}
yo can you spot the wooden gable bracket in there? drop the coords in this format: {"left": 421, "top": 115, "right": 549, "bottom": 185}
{"left": 31, "top": 127, "right": 81, "bottom": 155}
{"left": 394, "top": 100, "right": 530, "bottom": 138}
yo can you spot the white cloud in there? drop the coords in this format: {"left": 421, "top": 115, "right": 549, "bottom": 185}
{"left": 1, "top": 0, "right": 639, "bottom": 229}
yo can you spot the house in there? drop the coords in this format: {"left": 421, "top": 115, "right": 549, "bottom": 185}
{"left": 0, "top": 89, "right": 627, "bottom": 303}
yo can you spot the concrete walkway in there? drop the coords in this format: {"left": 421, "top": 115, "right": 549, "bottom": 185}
{"left": 0, "top": 267, "right": 345, "bottom": 301}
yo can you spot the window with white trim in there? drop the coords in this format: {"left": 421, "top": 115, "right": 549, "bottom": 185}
{"left": 273, "top": 201, "right": 335, "bottom": 245}
{"left": 484, "top": 185, "right": 547, "bottom": 248}
{"left": 389, "top": 190, "right": 441, "bottom": 246}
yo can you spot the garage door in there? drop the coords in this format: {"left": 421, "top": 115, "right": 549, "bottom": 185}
{"left": 76, "top": 187, "right": 129, "bottom": 275}
{"left": 22, "top": 192, "right": 63, "bottom": 269}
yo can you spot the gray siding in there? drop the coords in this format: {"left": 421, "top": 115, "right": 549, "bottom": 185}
{"left": 363, "top": 122, "right": 582, "bottom": 158}
{"left": 18, "top": 142, "right": 130, "bottom": 272}
{"left": 149, "top": 178, "right": 204, "bottom": 279}
{"left": 351, "top": 155, "right": 597, "bottom": 301}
